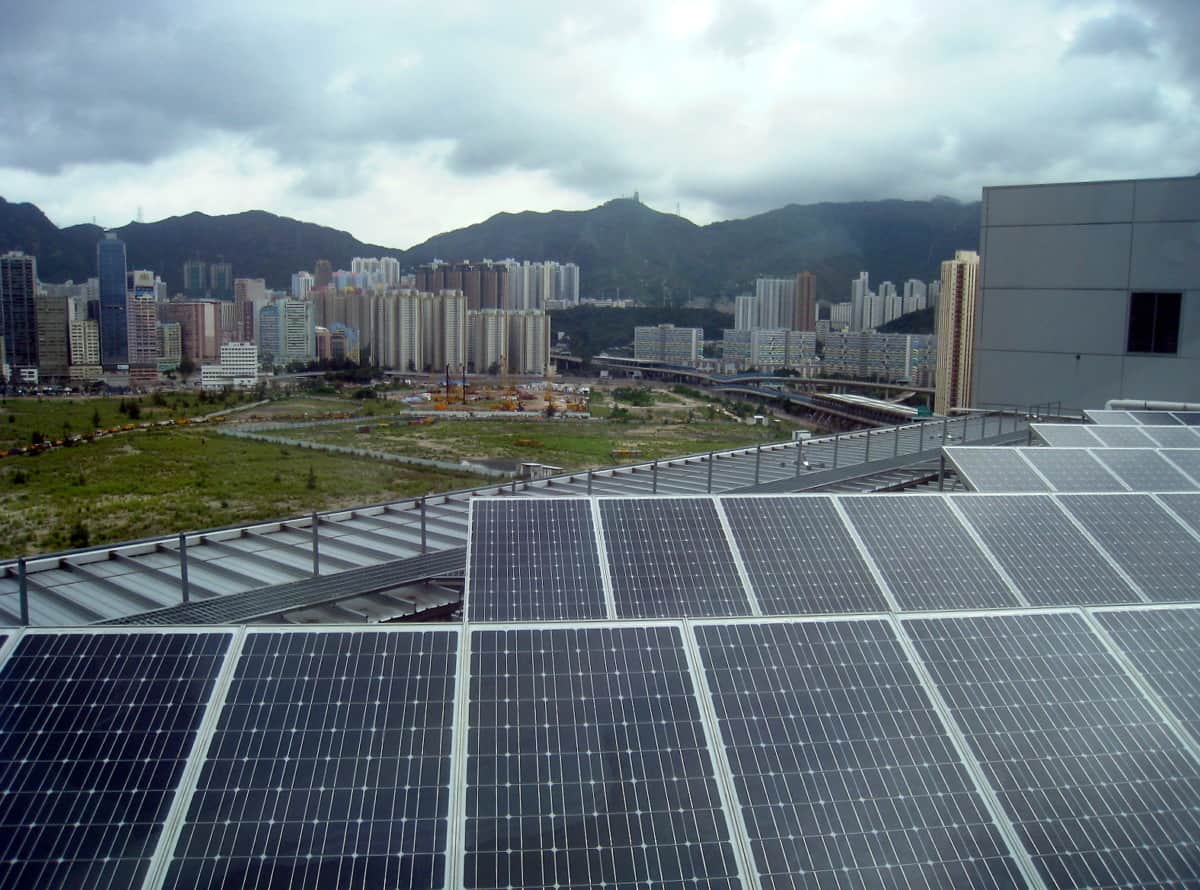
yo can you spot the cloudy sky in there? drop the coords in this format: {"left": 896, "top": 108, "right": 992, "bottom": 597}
{"left": 3, "top": 0, "right": 1196, "bottom": 247}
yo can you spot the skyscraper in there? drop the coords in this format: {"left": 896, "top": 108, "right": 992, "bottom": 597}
{"left": 934, "top": 250, "right": 980, "bottom": 415}
{"left": 183, "top": 258, "right": 208, "bottom": 298}
{"left": 36, "top": 293, "right": 70, "bottom": 381}
{"left": 1, "top": 252, "right": 39, "bottom": 375}
{"left": 97, "top": 234, "right": 128, "bottom": 368}
{"left": 734, "top": 295, "right": 758, "bottom": 331}
{"left": 795, "top": 271, "right": 816, "bottom": 332}
{"left": 127, "top": 270, "right": 160, "bottom": 387}
{"left": 209, "top": 261, "right": 233, "bottom": 300}
{"left": 850, "top": 271, "right": 869, "bottom": 331}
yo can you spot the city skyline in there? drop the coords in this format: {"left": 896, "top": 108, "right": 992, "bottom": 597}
{"left": 2, "top": 1, "right": 1195, "bottom": 246}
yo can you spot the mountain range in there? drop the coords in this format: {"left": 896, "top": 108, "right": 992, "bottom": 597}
{"left": 0, "top": 195, "right": 981, "bottom": 304}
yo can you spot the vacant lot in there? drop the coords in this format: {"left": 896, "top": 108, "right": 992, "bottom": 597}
{"left": 273, "top": 414, "right": 789, "bottom": 471}
{"left": 0, "top": 427, "right": 485, "bottom": 559}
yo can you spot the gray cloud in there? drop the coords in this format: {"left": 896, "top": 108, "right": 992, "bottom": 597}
{"left": 1067, "top": 12, "right": 1155, "bottom": 58}
{"left": 3, "top": 0, "right": 1199, "bottom": 240}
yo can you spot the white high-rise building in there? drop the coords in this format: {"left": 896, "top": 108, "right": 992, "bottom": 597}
{"left": 830, "top": 302, "right": 852, "bottom": 328}
{"left": 444, "top": 292, "right": 468, "bottom": 372}
{"left": 884, "top": 293, "right": 904, "bottom": 325}
{"left": 278, "top": 299, "right": 316, "bottom": 364}
{"left": 380, "top": 257, "right": 401, "bottom": 289}
{"left": 755, "top": 278, "right": 798, "bottom": 330}
{"left": 734, "top": 295, "right": 758, "bottom": 331}
{"left": 850, "top": 271, "right": 869, "bottom": 331}
{"left": 291, "top": 271, "right": 314, "bottom": 301}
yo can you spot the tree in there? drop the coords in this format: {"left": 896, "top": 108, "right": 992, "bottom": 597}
{"left": 91, "top": 407, "right": 101, "bottom": 429}
{"left": 179, "top": 355, "right": 196, "bottom": 382}
{"left": 306, "top": 466, "right": 317, "bottom": 490}
{"left": 68, "top": 517, "right": 90, "bottom": 549}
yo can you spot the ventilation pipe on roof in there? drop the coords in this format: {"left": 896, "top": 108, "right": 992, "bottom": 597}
{"left": 1104, "top": 399, "right": 1200, "bottom": 411}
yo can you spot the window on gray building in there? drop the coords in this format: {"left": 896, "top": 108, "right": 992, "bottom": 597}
{"left": 1127, "top": 292, "right": 1181, "bottom": 354}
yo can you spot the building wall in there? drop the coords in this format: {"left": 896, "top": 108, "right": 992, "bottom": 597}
{"left": 97, "top": 235, "right": 128, "bottom": 367}
{"left": 1, "top": 252, "right": 39, "bottom": 372}
{"left": 973, "top": 177, "right": 1200, "bottom": 408}
{"left": 36, "top": 293, "right": 69, "bottom": 380}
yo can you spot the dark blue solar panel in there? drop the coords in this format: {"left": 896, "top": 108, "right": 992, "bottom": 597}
{"left": 953, "top": 495, "right": 1139, "bottom": 605}
{"left": 839, "top": 497, "right": 1018, "bottom": 611}
{"left": 1097, "top": 608, "right": 1200, "bottom": 743}
{"left": 468, "top": 499, "right": 607, "bottom": 621}
{"left": 1057, "top": 494, "right": 1200, "bottom": 601}
{"left": 1173, "top": 412, "right": 1200, "bottom": 426}
{"left": 1160, "top": 492, "right": 1200, "bottom": 536}
{"left": 161, "top": 629, "right": 457, "bottom": 890}
{"left": 600, "top": 499, "right": 750, "bottom": 618}
{"left": 721, "top": 497, "right": 889, "bottom": 613}
{"left": 1130, "top": 411, "right": 1182, "bottom": 426}
{"left": 465, "top": 625, "right": 744, "bottom": 890}
{"left": 0, "top": 631, "right": 230, "bottom": 890}
{"left": 905, "top": 612, "right": 1200, "bottom": 890}
{"left": 695, "top": 619, "right": 1025, "bottom": 890}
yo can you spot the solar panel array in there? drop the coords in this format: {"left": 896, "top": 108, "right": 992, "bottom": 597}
{"left": 950, "top": 445, "right": 1200, "bottom": 493}
{"left": 0, "top": 631, "right": 232, "bottom": 890}
{"left": 1085, "top": 408, "right": 1200, "bottom": 426}
{"left": 468, "top": 500, "right": 607, "bottom": 622}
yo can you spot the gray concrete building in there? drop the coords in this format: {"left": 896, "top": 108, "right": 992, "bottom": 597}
{"left": 973, "top": 176, "right": 1200, "bottom": 409}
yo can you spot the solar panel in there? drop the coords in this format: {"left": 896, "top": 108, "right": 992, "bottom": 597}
{"left": 1157, "top": 492, "right": 1200, "bottom": 536}
{"left": 720, "top": 496, "right": 889, "bottom": 613}
{"left": 839, "top": 497, "right": 1019, "bottom": 611}
{"left": 1129, "top": 410, "right": 1183, "bottom": 425}
{"left": 599, "top": 498, "right": 751, "bottom": 618}
{"left": 0, "top": 631, "right": 231, "bottom": 890}
{"left": 159, "top": 629, "right": 458, "bottom": 890}
{"left": 1020, "top": 448, "right": 1127, "bottom": 492}
{"left": 1140, "top": 426, "right": 1200, "bottom": 449}
{"left": 694, "top": 619, "right": 1027, "bottom": 890}
{"left": 944, "top": 447, "right": 1050, "bottom": 493}
{"left": 1031, "top": 424, "right": 1101, "bottom": 448}
{"left": 468, "top": 499, "right": 607, "bottom": 621}
{"left": 1086, "top": 426, "right": 1157, "bottom": 448}
{"left": 1160, "top": 450, "right": 1200, "bottom": 484}
{"left": 1083, "top": 409, "right": 1139, "bottom": 425}
{"left": 464, "top": 625, "right": 745, "bottom": 890}
{"left": 1090, "top": 448, "right": 1198, "bottom": 492}
{"left": 1057, "top": 494, "right": 1200, "bottom": 601}
{"left": 1095, "top": 607, "right": 1200, "bottom": 742}
{"left": 953, "top": 495, "right": 1140, "bottom": 606}
{"left": 904, "top": 611, "right": 1200, "bottom": 890}
{"left": 1172, "top": 412, "right": 1200, "bottom": 426}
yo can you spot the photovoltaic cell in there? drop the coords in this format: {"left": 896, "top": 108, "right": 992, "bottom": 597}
{"left": 160, "top": 629, "right": 457, "bottom": 890}
{"left": 720, "top": 496, "right": 889, "bottom": 614}
{"left": 1096, "top": 607, "right": 1200, "bottom": 742}
{"left": 1158, "top": 492, "right": 1200, "bottom": 536}
{"left": 953, "top": 495, "right": 1138, "bottom": 605}
{"left": 1130, "top": 411, "right": 1183, "bottom": 425}
{"left": 1031, "top": 424, "right": 1101, "bottom": 448}
{"left": 1140, "top": 426, "right": 1200, "bottom": 449}
{"left": 599, "top": 499, "right": 750, "bottom": 618}
{"left": 1086, "top": 426, "right": 1157, "bottom": 448}
{"left": 468, "top": 500, "right": 607, "bottom": 621}
{"left": 839, "top": 497, "right": 1019, "bottom": 611}
{"left": 944, "top": 447, "right": 1050, "bottom": 493}
{"left": 1058, "top": 494, "right": 1200, "bottom": 601}
{"left": 1020, "top": 448, "right": 1127, "bottom": 492}
{"left": 694, "top": 620, "right": 1025, "bottom": 890}
{"left": 1161, "top": 450, "right": 1200, "bottom": 483}
{"left": 1083, "top": 410, "right": 1139, "bottom": 426}
{"left": 1173, "top": 412, "right": 1200, "bottom": 426}
{"left": 0, "top": 631, "right": 231, "bottom": 890}
{"left": 905, "top": 611, "right": 1200, "bottom": 890}
{"left": 464, "top": 625, "right": 744, "bottom": 890}
{"left": 1090, "top": 448, "right": 1198, "bottom": 492}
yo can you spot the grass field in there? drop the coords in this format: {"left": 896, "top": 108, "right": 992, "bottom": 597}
{"left": 0, "top": 427, "right": 485, "bottom": 559}
{"left": 272, "top": 414, "right": 789, "bottom": 471}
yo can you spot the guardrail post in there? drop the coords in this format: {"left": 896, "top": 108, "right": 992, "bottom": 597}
{"left": 918, "top": 420, "right": 925, "bottom": 452}
{"left": 794, "top": 442, "right": 803, "bottom": 477}
{"left": 178, "top": 533, "right": 190, "bottom": 604}
{"left": 587, "top": 468, "right": 593, "bottom": 496}
{"left": 706, "top": 452, "right": 714, "bottom": 493}
{"left": 942, "top": 417, "right": 949, "bottom": 445}
{"left": 864, "top": 428, "right": 871, "bottom": 462}
{"left": 18, "top": 558, "right": 28, "bottom": 626}
{"left": 420, "top": 496, "right": 428, "bottom": 555}
{"left": 833, "top": 434, "right": 839, "bottom": 469}
{"left": 893, "top": 425, "right": 900, "bottom": 457}
{"left": 754, "top": 445, "right": 761, "bottom": 485}
{"left": 938, "top": 454, "right": 946, "bottom": 492}
{"left": 1027, "top": 425, "right": 1033, "bottom": 446}
{"left": 652, "top": 460, "right": 659, "bottom": 493}
{"left": 311, "top": 512, "right": 320, "bottom": 576}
